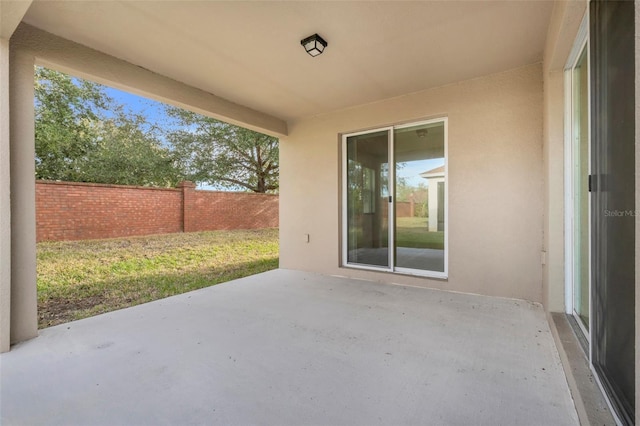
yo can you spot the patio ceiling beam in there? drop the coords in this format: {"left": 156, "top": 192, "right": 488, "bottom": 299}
{"left": 0, "top": 0, "right": 33, "bottom": 40}
{"left": 11, "top": 23, "right": 288, "bottom": 137}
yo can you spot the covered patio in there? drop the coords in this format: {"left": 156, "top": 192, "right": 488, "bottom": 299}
{"left": 1, "top": 1, "right": 638, "bottom": 423}
{"left": 1, "top": 270, "right": 578, "bottom": 425}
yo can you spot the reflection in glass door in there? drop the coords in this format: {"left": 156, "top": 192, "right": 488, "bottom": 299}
{"left": 394, "top": 122, "right": 446, "bottom": 273}
{"left": 590, "top": 1, "right": 635, "bottom": 422}
{"left": 571, "top": 45, "right": 590, "bottom": 332}
{"left": 345, "top": 129, "right": 390, "bottom": 268}
{"left": 343, "top": 119, "right": 447, "bottom": 277}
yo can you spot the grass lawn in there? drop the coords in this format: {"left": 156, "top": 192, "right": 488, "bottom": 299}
{"left": 376, "top": 217, "right": 444, "bottom": 250}
{"left": 37, "top": 228, "right": 279, "bottom": 329}
{"left": 395, "top": 217, "right": 444, "bottom": 250}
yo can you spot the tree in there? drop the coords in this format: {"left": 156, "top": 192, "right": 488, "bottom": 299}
{"left": 35, "top": 67, "right": 181, "bottom": 187}
{"left": 82, "top": 108, "right": 182, "bottom": 187}
{"left": 35, "top": 66, "right": 108, "bottom": 181}
{"left": 166, "top": 107, "right": 279, "bottom": 193}
{"left": 396, "top": 180, "right": 428, "bottom": 217}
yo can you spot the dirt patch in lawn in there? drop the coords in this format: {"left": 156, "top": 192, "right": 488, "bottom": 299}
{"left": 39, "top": 296, "right": 107, "bottom": 326}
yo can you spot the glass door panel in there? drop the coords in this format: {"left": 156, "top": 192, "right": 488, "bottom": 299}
{"left": 345, "top": 130, "right": 390, "bottom": 268}
{"left": 393, "top": 122, "right": 445, "bottom": 273}
{"left": 572, "top": 46, "right": 590, "bottom": 331}
{"left": 591, "top": 0, "right": 635, "bottom": 423}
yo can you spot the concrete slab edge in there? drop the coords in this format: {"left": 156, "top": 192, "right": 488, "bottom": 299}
{"left": 548, "top": 312, "right": 616, "bottom": 426}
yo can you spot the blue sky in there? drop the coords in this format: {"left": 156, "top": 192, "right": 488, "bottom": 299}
{"left": 103, "top": 87, "right": 169, "bottom": 128}
{"left": 397, "top": 158, "right": 445, "bottom": 188}
{"left": 104, "top": 83, "right": 443, "bottom": 190}
{"left": 104, "top": 86, "right": 219, "bottom": 189}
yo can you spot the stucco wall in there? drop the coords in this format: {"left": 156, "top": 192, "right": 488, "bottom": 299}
{"left": 280, "top": 63, "right": 544, "bottom": 302}
{"left": 0, "top": 37, "right": 11, "bottom": 352}
{"left": 9, "top": 42, "right": 37, "bottom": 344}
{"left": 542, "top": 69, "right": 565, "bottom": 313}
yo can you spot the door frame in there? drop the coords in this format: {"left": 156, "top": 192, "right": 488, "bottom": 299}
{"left": 563, "top": 11, "right": 592, "bottom": 343}
{"left": 341, "top": 126, "right": 394, "bottom": 273}
{"left": 341, "top": 117, "right": 448, "bottom": 279}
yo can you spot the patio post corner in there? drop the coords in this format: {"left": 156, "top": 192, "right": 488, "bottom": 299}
{"left": 0, "top": 37, "right": 11, "bottom": 353}
{"left": 9, "top": 41, "right": 37, "bottom": 345}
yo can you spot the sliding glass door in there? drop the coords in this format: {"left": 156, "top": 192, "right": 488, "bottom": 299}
{"left": 394, "top": 122, "right": 446, "bottom": 274}
{"left": 345, "top": 129, "right": 391, "bottom": 268}
{"left": 343, "top": 119, "right": 447, "bottom": 277}
{"left": 590, "top": 1, "right": 635, "bottom": 423}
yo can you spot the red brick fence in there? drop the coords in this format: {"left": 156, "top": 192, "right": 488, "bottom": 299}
{"left": 36, "top": 180, "right": 278, "bottom": 242}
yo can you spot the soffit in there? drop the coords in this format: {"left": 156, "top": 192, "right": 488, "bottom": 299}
{"left": 23, "top": 1, "right": 553, "bottom": 122}
{"left": 0, "top": 0, "right": 33, "bottom": 39}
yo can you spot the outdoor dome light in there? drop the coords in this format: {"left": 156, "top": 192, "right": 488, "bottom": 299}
{"left": 301, "top": 33, "right": 328, "bottom": 57}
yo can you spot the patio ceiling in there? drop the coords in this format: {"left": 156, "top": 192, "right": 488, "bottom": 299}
{"left": 22, "top": 1, "right": 554, "bottom": 122}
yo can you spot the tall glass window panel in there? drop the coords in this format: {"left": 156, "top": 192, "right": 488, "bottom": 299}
{"left": 590, "top": 1, "right": 635, "bottom": 421}
{"left": 346, "top": 130, "right": 390, "bottom": 267}
{"left": 572, "top": 46, "right": 590, "bottom": 331}
{"left": 394, "top": 122, "right": 445, "bottom": 272}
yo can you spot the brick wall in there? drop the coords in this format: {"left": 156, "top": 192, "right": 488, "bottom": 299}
{"left": 380, "top": 200, "right": 414, "bottom": 218}
{"left": 396, "top": 201, "right": 412, "bottom": 218}
{"left": 36, "top": 180, "right": 279, "bottom": 242}
{"left": 187, "top": 189, "right": 279, "bottom": 232}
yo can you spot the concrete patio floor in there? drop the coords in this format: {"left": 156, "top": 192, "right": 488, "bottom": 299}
{"left": 1, "top": 269, "right": 578, "bottom": 425}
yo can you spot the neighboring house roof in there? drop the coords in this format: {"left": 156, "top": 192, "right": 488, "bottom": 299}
{"left": 420, "top": 165, "right": 445, "bottom": 179}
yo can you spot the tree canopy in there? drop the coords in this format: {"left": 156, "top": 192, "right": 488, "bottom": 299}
{"left": 35, "top": 66, "right": 107, "bottom": 182}
{"left": 34, "top": 67, "right": 279, "bottom": 191}
{"left": 35, "top": 67, "right": 181, "bottom": 187}
{"left": 82, "top": 109, "right": 181, "bottom": 187}
{"left": 166, "top": 107, "right": 279, "bottom": 193}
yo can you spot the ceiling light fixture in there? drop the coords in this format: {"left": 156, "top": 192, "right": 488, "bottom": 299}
{"left": 416, "top": 129, "right": 429, "bottom": 138}
{"left": 301, "top": 33, "right": 328, "bottom": 57}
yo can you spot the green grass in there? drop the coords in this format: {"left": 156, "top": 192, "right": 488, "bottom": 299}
{"left": 394, "top": 217, "right": 444, "bottom": 249}
{"left": 351, "top": 216, "right": 445, "bottom": 250}
{"left": 37, "top": 229, "right": 279, "bottom": 329}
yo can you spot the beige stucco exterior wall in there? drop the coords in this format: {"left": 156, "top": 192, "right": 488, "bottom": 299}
{"left": 9, "top": 43, "right": 38, "bottom": 345}
{"left": 540, "top": 0, "right": 568, "bottom": 313}
{"left": 0, "top": 37, "right": 11, "bottom": 353}
{"left": 0, "top": 0, "right": 35, "bottom": 353}
{"left": 0, "top": 0, "right": 33, "bottom": 40}
{"left": 280, "top": 64, "right": 544, "bottom": 302}
{"left": 541, "top": 68, "right": 565, "bottom": 313}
